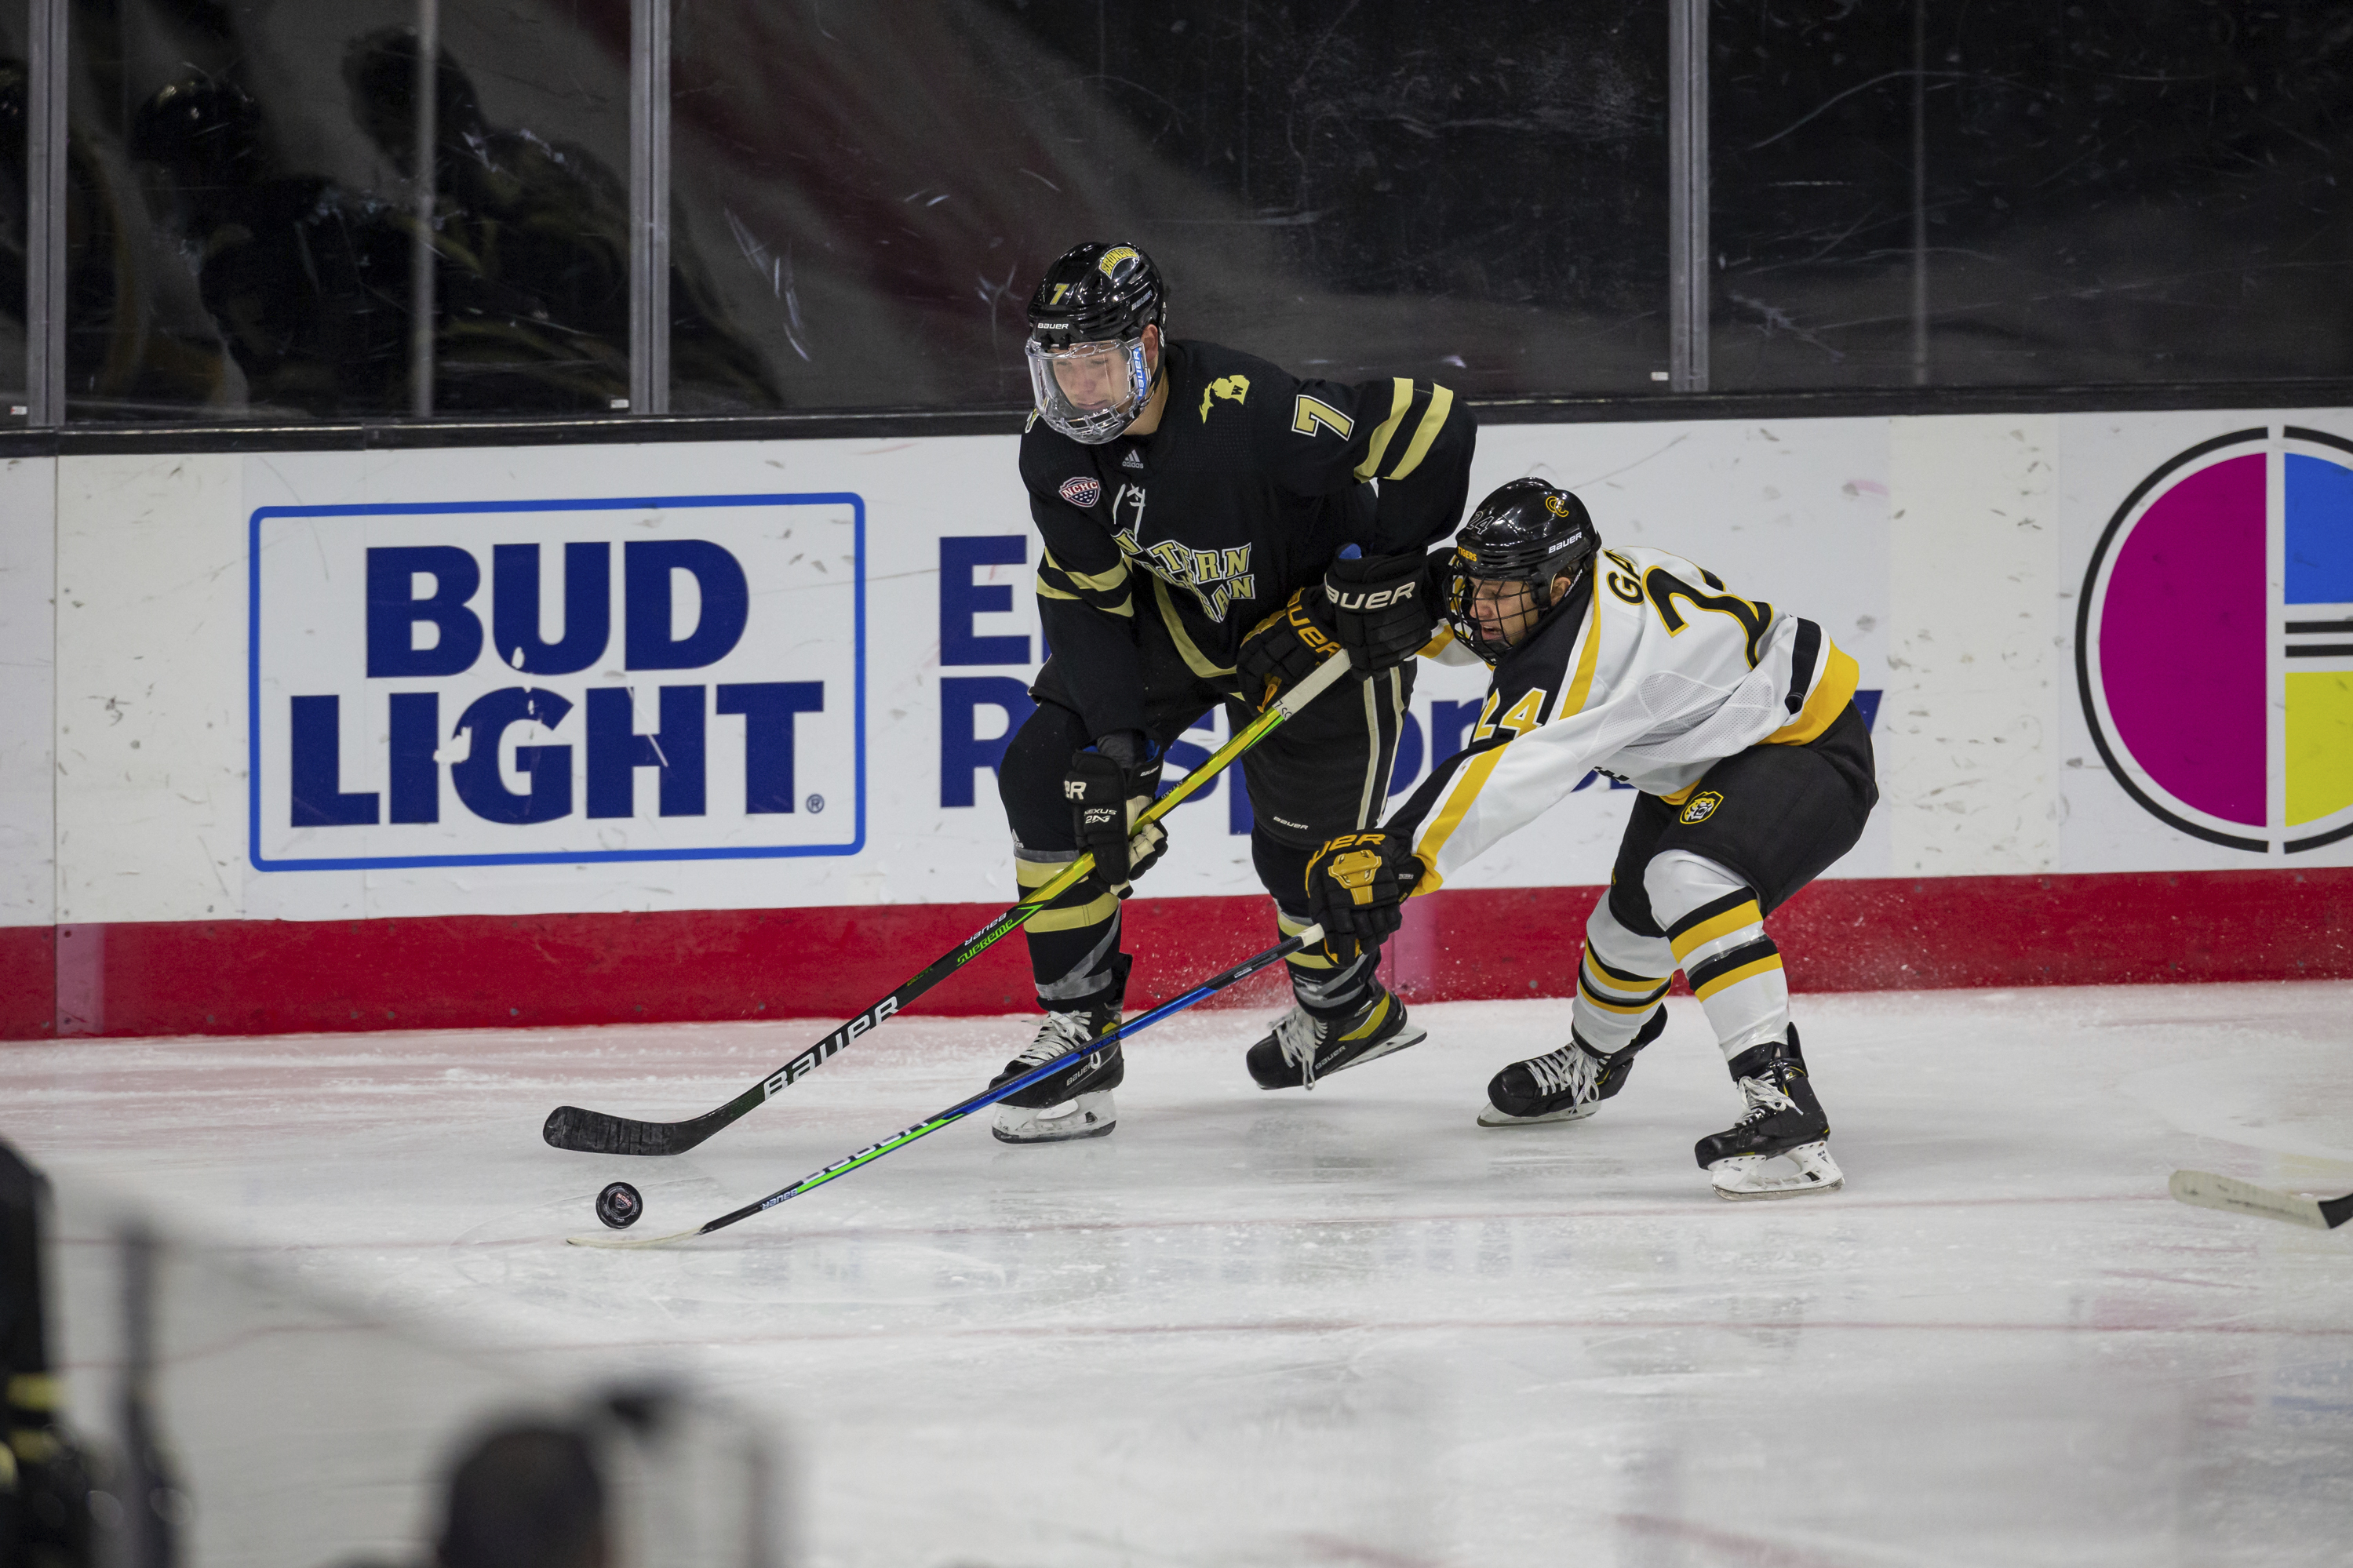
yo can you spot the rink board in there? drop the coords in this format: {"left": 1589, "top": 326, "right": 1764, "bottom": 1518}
{"left": 3, "top": 408, "right": 2351, "bottom": 1036}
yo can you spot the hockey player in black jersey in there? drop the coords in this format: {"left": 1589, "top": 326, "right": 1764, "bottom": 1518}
{"left": 989, "top": 240, "right": 1477, "bottom": 1143}
{"left": 1304, "top": 479, "right": 1879, "bottom": 1199}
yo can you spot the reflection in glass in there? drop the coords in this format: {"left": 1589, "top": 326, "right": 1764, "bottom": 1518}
{"left": 668, "top": 0, "right": 1670, "bottom": 413}
{"left": 1, "top": 2, "right": 27, "bottom": 414}
{"left": 64, "top": 0, "right": 647, "bottom": 420}
{"left": 1712, "top": 1, "right": 2353, "bottom": 389}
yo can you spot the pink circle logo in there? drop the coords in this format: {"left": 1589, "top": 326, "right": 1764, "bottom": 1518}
{"left": 2078, "top": 427, "right": 2353, "bottom": 853}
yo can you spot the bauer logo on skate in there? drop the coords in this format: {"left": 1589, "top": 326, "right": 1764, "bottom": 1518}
{"left": 248, "top": 493, "right": 866, "bottom": 871}
{"left": 2079, "top": 429, "right": 2353, "bottom": 856}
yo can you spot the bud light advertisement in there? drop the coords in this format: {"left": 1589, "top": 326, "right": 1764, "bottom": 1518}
{"left": 250, "top": 493, "right": 865, "bottom": 870}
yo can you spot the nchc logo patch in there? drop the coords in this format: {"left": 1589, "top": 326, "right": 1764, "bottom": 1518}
{"left": 1679, "top": 791, "right": 1724, "bottom": 826}
{"left": 1059, "top": 476, "right": 1102, "bottom": 508}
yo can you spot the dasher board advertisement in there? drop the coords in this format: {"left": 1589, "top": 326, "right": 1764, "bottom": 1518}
{"left": 250, "top": 493, "right": 865, "bottom": 870}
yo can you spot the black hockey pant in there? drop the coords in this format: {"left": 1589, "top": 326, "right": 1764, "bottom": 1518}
{"left": 1000, "top": 659, "right": 1412, "bottom": 1017}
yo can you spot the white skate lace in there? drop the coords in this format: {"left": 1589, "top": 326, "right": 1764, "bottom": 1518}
{"left": 1524, "top": 1046, "right": 1601, "bottom": 1102}
{"left": 1270, "top": 1006, "right": 1329, "bottom": 1090}
{"left": 1015, "top": 1009, "right": 1105, "bottom": 1067}
{"left": 1732, "top": 1073, "right": 1799, "bottom": 1126}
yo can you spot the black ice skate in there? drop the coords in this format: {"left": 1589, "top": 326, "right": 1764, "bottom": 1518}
{"left": 1245, "top": 986, "right": 1425, "bottom": 1090}
{"left": 1477, "top": 1008, "right": 1666, "bottom": 1127}
{"left": 991, "top": 1002, "right": 1124, "bottom": 1144}
{"left": 1692, "top": 1029, "right": 1843, "bottom": 1199}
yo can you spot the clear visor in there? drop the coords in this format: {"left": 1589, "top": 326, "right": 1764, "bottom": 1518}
{"left": 1026, "top": 335, "right": 1152, "bottom": 446}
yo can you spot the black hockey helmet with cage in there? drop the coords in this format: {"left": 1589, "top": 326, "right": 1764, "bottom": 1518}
{"left": 1025, "top": 242, "right": 1167, "bottom": 444}
{"left": 1444, "top": 478, "right": 1602, "bottom": 663}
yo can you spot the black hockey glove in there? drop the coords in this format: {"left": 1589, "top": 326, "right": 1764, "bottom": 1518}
{"left": 1066, "top": 730, "right": 1168, "bottom": 897}
{"left": 1305, "top": 830, "right": 1424, "bottom": 962}
{"left": 1324, "top": 550, "right": 1442, "bottom": 675}
{"left": 1235, "top": 587, "right": 1342, "bottom": 704}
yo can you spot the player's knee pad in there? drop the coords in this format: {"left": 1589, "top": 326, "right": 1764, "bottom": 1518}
{"left": 1249, "top": 828, "right": 1313, "bottom": 904}
{"left": 1643, "top": 849, "right": 1751, "bottom": 932}
{"left": 997, "top": 700, "right": 1093, "bottom": 848}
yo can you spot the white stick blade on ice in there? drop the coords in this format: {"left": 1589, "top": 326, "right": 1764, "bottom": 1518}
{"left": 2169, "top": 1170, "right": 2330, "bottom": 1231}
{"left": 566, "top": 1226, "right": 707, "bottom": 1250}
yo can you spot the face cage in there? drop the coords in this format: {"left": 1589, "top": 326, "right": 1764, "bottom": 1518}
{"left": 1025, "top": 335, "right": 1153, "bottom": 446}
{"left": 1445, "top": 557, "right": 1586, "bottom": 662}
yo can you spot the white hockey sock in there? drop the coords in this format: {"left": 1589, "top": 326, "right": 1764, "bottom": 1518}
{"left": 1646, "top": 849, "right": 1789, "bottom": 1061}
{"left": 1568, "top": 894, "right": 1674, "bottom": 1052}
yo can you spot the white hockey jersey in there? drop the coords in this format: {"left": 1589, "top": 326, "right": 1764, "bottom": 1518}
{"left": 1390, "top": 545, "right": 1859, "bottom": 891}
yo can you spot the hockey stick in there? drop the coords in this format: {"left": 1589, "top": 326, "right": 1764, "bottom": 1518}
{"left": 2169, "top": 1170, "right": 2353, "bottom": 1232}
{"left": 568, "top": 926, "right": 1321, "bottom": 1249}
{"left": 542, "top": 652, "right": 1356, "bottom": 1157}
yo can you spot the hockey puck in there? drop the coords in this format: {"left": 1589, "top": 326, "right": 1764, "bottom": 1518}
{"left": 595, "top": 1181, "right": 643, "bottom": 1230}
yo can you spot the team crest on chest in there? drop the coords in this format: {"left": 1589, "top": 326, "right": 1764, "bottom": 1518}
{"left": 1059, "top": 476, "right": 1102, "bottom": 508}
{"left": 1109, "top": 483, "right": 1257, "bottom": 623}
{"left": 1679, "top": 791, "right": 1725, "bottom": 826}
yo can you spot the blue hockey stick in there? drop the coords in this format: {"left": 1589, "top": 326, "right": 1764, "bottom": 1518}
{"left": 570, "top": 925, "right": 1323, "bottom": 1249}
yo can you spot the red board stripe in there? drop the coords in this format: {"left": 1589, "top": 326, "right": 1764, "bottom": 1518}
{"left": 3, "top": 867, "right": 2348, "bottom": 1042}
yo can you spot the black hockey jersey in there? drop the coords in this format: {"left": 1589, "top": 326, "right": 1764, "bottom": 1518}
{"left": 1019, "top": 337, "right": 1476, "bottom": 740}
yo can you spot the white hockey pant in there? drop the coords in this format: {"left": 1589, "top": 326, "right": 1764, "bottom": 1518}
{"left": 1568, "top": 849, "right": 1790, "bottom": 1064}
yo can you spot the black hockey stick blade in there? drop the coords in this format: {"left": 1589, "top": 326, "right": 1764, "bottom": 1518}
{"left": 567, "top": 926, "right": 1320, "bottom": 1248}
{"left": 542, "top": 1097, "right": 750, "bottom": 1159}
{"left": 2169, "top": 1170, "right": 2353, "bottom": 1231}
{"left": 541, "top": 655, "right": 1355, "bottom": 1157}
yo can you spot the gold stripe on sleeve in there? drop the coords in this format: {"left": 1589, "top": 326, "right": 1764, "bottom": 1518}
{"left": 1046, "top": 549, "right": 1131, "bottom": 595}
{"left": 1404, "top": 746, "right": 1505, "bottom": 897}
{"left": 1765, "top": 640, "right": 1861, "bottom": 744}
{"left": 1410, "top": 590, "right": 1600, "bottom": 894}
{"left": 1351, "top": 377, "right": 1415, "bottom": 482}
{"left": 1382, "top": 384, "right": 1456, "bottom": 482}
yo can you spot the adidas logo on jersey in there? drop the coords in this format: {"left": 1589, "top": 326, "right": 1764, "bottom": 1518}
{"left": 1123, "top": 450, "right": 1144, "bottom": 469}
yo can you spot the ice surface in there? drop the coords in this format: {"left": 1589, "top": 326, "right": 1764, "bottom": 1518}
{"left": 7, "top": 982, "right": 2352, "bottom": 1566}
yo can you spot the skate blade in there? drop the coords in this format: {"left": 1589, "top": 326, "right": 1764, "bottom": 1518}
{"left": 1709, "top": 1142, "right": 1844, "bottom": 1201}
{"left": 1252, "top": 1023, "right": 1428, "bottom": 1093}
{"left": 992, "top": 1091, "right": 1116, "bottom": 1144}
{"left": 2169, "top": 1170, "right": 2334, "bottom": 1231}
{"left": 1477, "top": 1101, "right": 1600, "bottom": 1128}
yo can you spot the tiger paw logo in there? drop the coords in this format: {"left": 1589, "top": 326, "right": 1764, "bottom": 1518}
{"left": 1199, "top": 374, "right": 1250, "bottom": 422}
{"left": 1679, "top": 791, "right": 1723, "bottom": 826}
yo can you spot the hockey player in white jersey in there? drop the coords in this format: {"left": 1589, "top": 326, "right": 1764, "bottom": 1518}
{"left": 1301, "top": 478, "right": 1878, "bottom": 1199}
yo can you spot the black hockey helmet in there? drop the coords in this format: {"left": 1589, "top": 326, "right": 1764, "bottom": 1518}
{"left": 1444, "top": 478, "right": 1601, "bottom": 663}
{"left": 1025, "top": 242, "right": 1167, "bottom": 444}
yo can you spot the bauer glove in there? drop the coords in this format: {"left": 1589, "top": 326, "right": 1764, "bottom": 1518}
{"left": 1324, "top": 550, "right": 1442, "bottom": 675}
{"left": 1235, "top": 586, "right": 1342, "bottom": 704}
{"left": 1306, "top": 830, "right": 1423, "bottom": 961}
{"left": 1066, "top": 731, "right": 1168, "bottom": 897}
